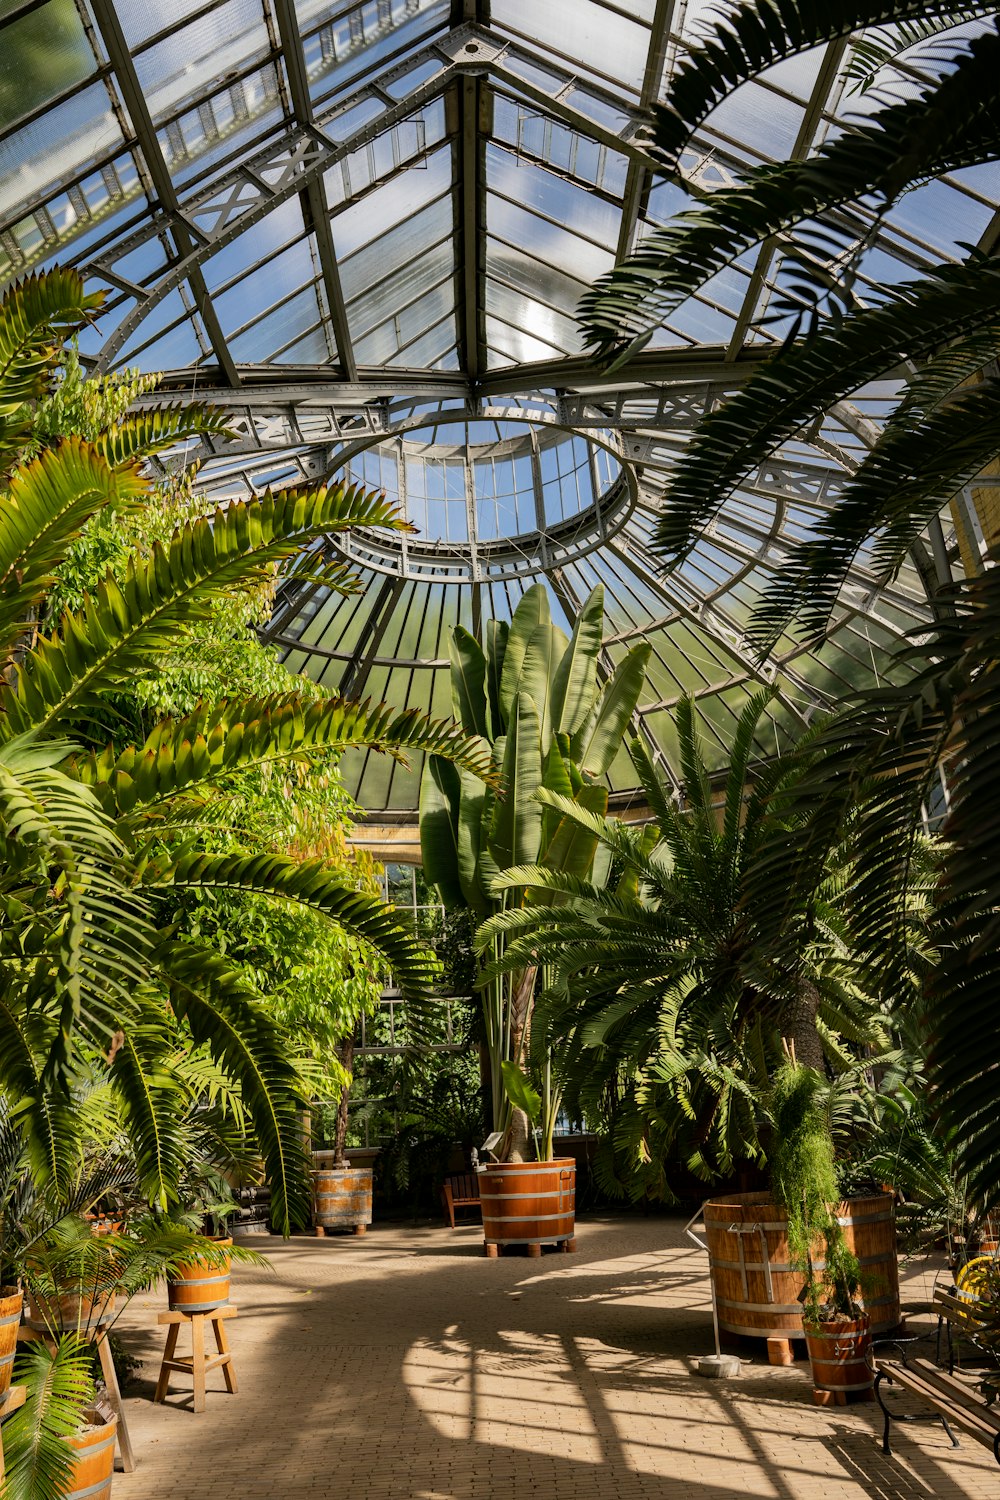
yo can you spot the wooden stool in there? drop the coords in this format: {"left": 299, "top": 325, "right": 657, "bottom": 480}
{"left": 18, "top": 1321, "right": 135, "bottom": 1473}
{"left": 155, "top": 1305, "right": 238, "bottom": 1414}
{"left": 0, "top": 1385, "right": 26, "bottom": 1485}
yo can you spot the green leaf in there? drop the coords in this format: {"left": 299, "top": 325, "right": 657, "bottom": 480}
{"left": 456, "top": 749, "right": 490, "bottom": 915}
{"left": 488, "top": 694, "right": 544, "bottom": 873}
{"left": 538, "top": 783, "right": 609, "bottom": 898}
{"left": 551, "top": 583, "right": 604, "bottom": 737}
{"left": 419, "top": 754, "right": 463, "bottom": 909}
{"left": 4, "top": 1334, "right": 95, "bottom": 1500}
{"left": 508, "top": 622, "right": 567, "bottom": 758}
{"left": 498, "top": 585, "right": 549, "bottom": 727}
{"left": 486, "top": 618, "right": 509, "bottom": 738}
{"left": 0, "top": 479, "right": 411, "bottom": 738}
{"left": 501, "top": 1060, "right": 542, "bottom": 1128}
{"left": 449, "top": 627, "right": 489, "bottom": 739}
{"left": 571, "top": 644, "right": 651, "bottom": 778}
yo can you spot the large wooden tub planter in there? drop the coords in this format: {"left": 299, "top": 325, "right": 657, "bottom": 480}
{"left": 311, "top": 1154, "right": 373, "bottom": 1237}
{"left": 478, "top": 1158, "right": 576, "bottom": 1258}
{"left": 702, "top": 1190, "right": 901, "bottom": 1347}
{"left": 803, "top": 1307, "right": 874, "bottom": 1407}
{"left": 0, "top": 1285, "right": 22, "bottom": 1399}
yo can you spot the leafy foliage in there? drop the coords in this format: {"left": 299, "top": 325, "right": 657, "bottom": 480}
{"left": 419, "top": 583, "right": 648, "bottom": 1159}
{"left": 478, "top": 695, "right": 902, "bottom": 1198}
{"left": 0, "top": 268, "right": 485, "bottom": 1252}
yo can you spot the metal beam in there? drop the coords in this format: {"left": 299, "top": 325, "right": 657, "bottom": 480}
{"left": 90, "top": 51, "right": 461, "bottom": 371}
{"left": 139, "top": 343, "right": 775, "bottom": 404}
{"left": 87, "top": 0, "right": 241, "bottom": 386}
{"left": 455, "top": 75, "right": 489, "bottom": 386}
{"left": 614, "top": 0, "right": 675, "bottom": 263}
{"left": 338, "top": 576, "right": 406, "bottom": 698}
{"left": 272, "top": 0, "right": 358, "bottom": 381}
{"left": 725, "top": 38, "right": 848, "bottom": 359}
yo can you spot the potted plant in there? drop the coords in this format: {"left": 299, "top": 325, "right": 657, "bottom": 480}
{"left": 770, "top": 1059, "right": 874, "bottom": 1402}
{"left": 310, "top": 1034, "right": 375, "bottom": 1237}
{"left": 419, "top": 584, "right": 649, "bottom": 1255}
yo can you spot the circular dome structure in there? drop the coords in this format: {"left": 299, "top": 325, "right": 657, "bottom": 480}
{"left": 3, "top": 0, "right": 988, "bottom": 816}
{"left": 334, "top": 408, "right": 635, "bottom": 582}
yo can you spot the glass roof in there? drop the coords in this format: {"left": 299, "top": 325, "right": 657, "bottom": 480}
{"left": 2, "top": 0, "right": 990, "bottom": 812}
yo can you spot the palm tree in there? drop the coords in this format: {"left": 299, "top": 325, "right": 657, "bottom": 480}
{"left": 579, "top": 1, "right": 1000, "bottom": 1204}
{"left": 0, "top": 268, "right": 491, "bottom": 1232}
{"left": 479, "top": 695, "right": 891, "bottom": 1192}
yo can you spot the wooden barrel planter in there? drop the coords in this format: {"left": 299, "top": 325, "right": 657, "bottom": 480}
{"left": 311, "top": 1165, "right": 373, "bottom": 1236}
{"left": 27, "top": 1287, "right": 116, "bottom": 1331}
{"left": 703, "top": 1191, "right": 900, "bottom": 1339}
{"left": 479, "top": 1159, "right": 576, "bottom": 1257}
{"left": 0, "top": 1287, "right": 20, "bottom": 1397}
{"left": 804, "top": 1313, "right": 873, "bottom": 1403}
{"left": 167, "top": 1236, "right": 232, "bottom": 1313}
{"left": 66, "top": 1410, "right": 117, "bottom": 1500}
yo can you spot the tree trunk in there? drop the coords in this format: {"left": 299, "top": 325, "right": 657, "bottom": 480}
{"left": 333, "top": 1034, "right": 354, "bottom": 1168}
{"left": 785, "top": 980, "right": 825, "bottom": 1075}
{"left": 504, "top": 966, "right": 537, "bottom": 1162}
{"left": 507, "top": 1107, "right": 531, "bottom": 1163}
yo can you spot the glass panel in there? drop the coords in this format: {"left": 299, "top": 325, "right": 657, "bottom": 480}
{"left": 228, "top": 286, "right": 327, "bottom": 361}
{"left": 213, "top": 239, "right": 318, "bottom": 332}
{"left": 492, "top": 0, "right": 650, "bottom": 95}
{"left": 0, "top": 83, "right": 124, "bottom": 225}
{"left": 332, "top": 144, "right": 452, "bottom": 257}
{"left": 0, "top": 0, "right": 96, "bottom": 122}
{"left": 133, "top": 0, "right": 272, "bottom": 127}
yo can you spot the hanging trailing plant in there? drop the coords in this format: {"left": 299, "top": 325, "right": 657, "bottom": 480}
{"left": 770, "top": 1059, "right": 861, "bottom": 1325}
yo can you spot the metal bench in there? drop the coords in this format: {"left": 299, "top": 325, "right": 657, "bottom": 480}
{"left": 874, "top": 1352, "right": 1000, "bottom": 1464}
{"left": 442, "top": 1172, "right": 481, "bottom": 1229}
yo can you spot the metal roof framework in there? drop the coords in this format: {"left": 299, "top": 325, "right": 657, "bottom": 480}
{"left": 2, "top": 0, "right": 993, "bottom": 810}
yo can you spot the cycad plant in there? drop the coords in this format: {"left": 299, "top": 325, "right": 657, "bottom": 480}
{"left": 0, "top": 268, "right": 490, "bottom": 1233}
{"left": 481, "top": 695, "right": 894, "bottom": 1196}
{"left": 419, "top": 582, "right": 649, "bottom": 1159}
{"left": 580, "top": 1, "right": 1000, "bottom": 1205}
{"left": 580, "top": 1, "right": 1000, "bottom": 636}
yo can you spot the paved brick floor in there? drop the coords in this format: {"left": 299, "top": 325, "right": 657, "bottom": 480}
{"left": 111, "top": 1216, "right": 998, "bottom": 1500}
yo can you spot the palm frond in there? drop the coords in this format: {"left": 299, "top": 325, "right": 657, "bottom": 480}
{"left": 0, "top": 270, "right": 102, "bottom": 465}
{"left": 78, "top": 693, "right": 494, "bottom": 817}
{"left": 648, "top": 0, "right": 994, "bottom": 171}
{"left": 0, "top": 480, "right": 411, "bottom": 737}
{"left": 583, "top": 26, "right": 1000, "bottom": 353}
{"left": 156, "top": 938, "right": 309, "bottom": 1235}
{"left": 3, "top": 1335, "right": 94, "bottom": 1500}
{"left": 646, "top": 260, "right": 1000, "bottom": 567}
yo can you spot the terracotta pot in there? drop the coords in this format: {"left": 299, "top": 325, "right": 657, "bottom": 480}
{"left": 804, "top": 1312, "right": 873, "bottom": 1395}
{"left": 167, "top": 1236, "right": 231, "bottom": 1313}
{"left": 478, "top": 1159, "right": 576, "bottom": 1253}
{"left": 702, "top": 1191, "right": 900, "bottom": 1339}
{"left": 311, "top": 1165, "right": 373, "bottom": 1236}
{"left": 65, "top": 1410, "right": 116, "bottom": 1500}
{"left": 0, "top": 1286, "right": 21, "bottom": 1397}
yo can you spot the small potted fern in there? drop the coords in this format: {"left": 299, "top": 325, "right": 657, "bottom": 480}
{"left": 771, "top": 1060, "right": 873, "bottom": 1403}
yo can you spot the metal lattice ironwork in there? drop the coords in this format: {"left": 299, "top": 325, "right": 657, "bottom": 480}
{"left": 3, "top": 0, "right": 992, "bottom": 810}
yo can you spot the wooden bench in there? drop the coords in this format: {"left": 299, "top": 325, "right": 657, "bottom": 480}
{"left": 875, "top": 1354, "right": 1000, "bottom": 1464}
{"left": 442, "top": 1173, "right": 481, "bottom": 1229}
{"left": 934, "top": 1285, "right": 992, "bottom": 1374}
